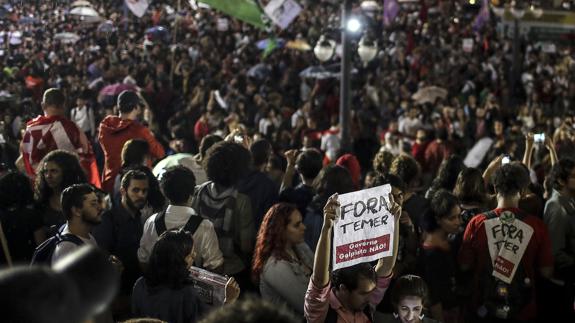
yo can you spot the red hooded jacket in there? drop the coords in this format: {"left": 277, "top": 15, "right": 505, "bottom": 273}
{"left": 98, "top": 116, "right": 165, "bottom": 192}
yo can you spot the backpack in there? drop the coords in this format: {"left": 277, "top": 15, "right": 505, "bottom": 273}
{"left": 192, "top": 183, "right": 237, "bottom": 258}
{"left": 478, "top": 210, "right": 533, "bottom": 320}
{"left": 154, "top": 208, "right": 203, "bottom": 236}
{"left": 30, "top": 232, "right": 84, "bottom": 266}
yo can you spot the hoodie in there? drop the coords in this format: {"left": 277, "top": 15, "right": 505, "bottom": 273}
{"left": 98, "top": 116, "right": 165, "bottom": 193}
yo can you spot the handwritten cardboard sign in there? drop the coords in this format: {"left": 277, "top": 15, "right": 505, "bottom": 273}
{"left": 332, "top": 185, "right": 394, "bottom": 270}
{"left": 264, "top": 0, "right": 302, "bottom": 30}
{"left": 484, "top": 211, "right": 534, "bottom": 284}
{"left": 188, "top": 266, "right": 228, "bottom": 306}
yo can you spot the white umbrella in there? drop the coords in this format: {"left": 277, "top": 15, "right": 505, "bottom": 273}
{"left": 54, "top": 32, "right": 80, "bottom": 44}
{"left": 412, "top": 86, "right": 448, "bottom": 104}
{"left": 69, "top": 6, "right": 102, "bottom": 22}
{"left": 71, "top": 0, "right": 93, "bottom": 7}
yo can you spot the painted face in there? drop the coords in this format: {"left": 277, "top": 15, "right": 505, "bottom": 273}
{"left": 438, "top": 205, "right": 462, "bottom": 234}
{"left": 285, "top": 210, "right": 306, "bottom": 245}
{"left": 397, "top": 296, "right": 424, "bottom": 323}
{"left": 123, "top": 179, "right": 149, "bottom": 211}
{"left": 80, "top": 192, "right": 103, "bottom": 225}
{"left": 43, "top": 161, "right": 63, "bottom": 190}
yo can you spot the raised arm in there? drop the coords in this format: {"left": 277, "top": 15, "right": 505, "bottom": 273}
{"left": 375, "top": 193, "right": 402, "bottom": 277}
{"left": 280, "top": 149, "right": 299, "bottom": 192}
{"left": 311, "top": 194, "right": 339, "bottom": 287}
{"left": 545, "top": 135, "right": 558, "bottom": 166}
{"left": 523, "top": 133, "right": 534, "bottom": 169}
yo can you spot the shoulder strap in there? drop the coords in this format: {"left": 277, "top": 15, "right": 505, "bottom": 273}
{"left": 183, "top": 215, "right": 203, "bottom": 235}
{"left": 484, "top": 210, "right": 498, "bottom": 219}
{"left": 57, "top": 233, "right": 84, "bottom": 246}
{"left": 154, "top": 209, "right": 168, "bottom": 236}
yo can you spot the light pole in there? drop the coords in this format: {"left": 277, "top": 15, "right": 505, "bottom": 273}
{"left": 313, "top": 1, "right": 379, "bottom": 154}
{"left": 340, "top": 0, "right": 352, "bottom": 153}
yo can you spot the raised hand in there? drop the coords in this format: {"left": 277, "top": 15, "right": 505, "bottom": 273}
{"left": 322, "top": 193, "right": 339, "bottom": 231}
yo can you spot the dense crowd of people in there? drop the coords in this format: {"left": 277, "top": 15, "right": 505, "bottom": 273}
{"left": 0, "top": 0, "right": 574, "bottom": 322}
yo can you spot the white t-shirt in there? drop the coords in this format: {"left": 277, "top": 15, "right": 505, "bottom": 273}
{"left": 138, "top": 205, "right": 224, "bottom": 270}
{"left": 51, "top": 224, "right": 98, "bottom": 266}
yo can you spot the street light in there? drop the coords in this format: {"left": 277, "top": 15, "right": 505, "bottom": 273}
{"left": 314, "top": 0, "right": 379, "bottom": 153}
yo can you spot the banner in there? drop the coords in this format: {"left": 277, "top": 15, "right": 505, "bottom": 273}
{"left": 473, "top": 0, "right": 490, "bottom": 32}
{"left": 263, "top": 0, "right": 302, "bottom": 30}
{"left": 333, "top": 185, "right": 395, "bottom": 270}
{"left": 199, "top": 0, "right": 266, "bottom": 29}
{"left": 383, "top": 0, "right": 399, "bottom": 26}
{"left": 484, "top": 211, "right": 534, "bottom": 284}
{"left": 189, "top": 266, "right": 228, "bottom": 306}
{"left": 125, "top": 0, "right": 149, "bottom": 18}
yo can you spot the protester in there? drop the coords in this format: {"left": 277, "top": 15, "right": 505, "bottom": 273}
{"left": 99, "top": 90, "right": 165, "bottom": 193}
{"left": 279, "top": 148, "right": 323, "bottom": 217}
{"left": 459, "top": 163, "right": 554, "bottom": 322}
{"left": 377, "top": 275, "right": 440, "bottom": 323}
{"left": 34, "top": 150, "right": 88, "bottom": 237}
{"left": 132, "top": 230, "right": 240, "bottom": 323}
{"left": 304, "top": 193, "right": 402, "bottom": 323}
{"left": 252, "top": 203, "right": 313, "bottom": 315}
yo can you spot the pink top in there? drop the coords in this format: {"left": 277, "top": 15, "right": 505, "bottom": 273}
{"left": 304, "top": 274, "right": 392, "bottom": 323}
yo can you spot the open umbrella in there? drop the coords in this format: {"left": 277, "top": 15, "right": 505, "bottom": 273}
{"left": 286, "top": 39, "right": 311, "bottom": 51}
{"left": 256, "top": 38, "right": 285, "bottom": 50}
{"left": 412, "top": 86, "right": 448, "bottom": 104}
{"left": 54, "top": 32, "right": 80, "bottom": 44}
{"left": 299, "top": 63, "right": 358, "bottom": 80}
{"left": 71, "top": 0, "right": 93, "bottom": 7}
{"left": 152, "top": 153, "right": 197, "bottom": 178}
{"left": 145, "top": 26, "right": 170, "bottom": 43}
{"left": 99, "top": 83, "right": 137, "bottom": 97}
{"left": 18, "top": 16, "right": 39, "bottom": 24}
{"left": 97, "top": 20, "right": 116, "bottom": 34}
{"left": 247, "top": 63, "right": 271, "bottom": 80}
{"left": 69, "top": 6, "right": 102, "bottom": 23}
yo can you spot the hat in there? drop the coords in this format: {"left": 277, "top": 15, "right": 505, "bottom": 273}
{"left": 336, "top": 154, "right": 362, "bottom": 189}
{"left": 117, "top": 90, "right": 141, "bottom": 110}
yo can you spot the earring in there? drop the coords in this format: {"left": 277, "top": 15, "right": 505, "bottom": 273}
{"left": 419, "top": 314, "right": 425, "bottom": 320}
{"left": 393, "top": 312, "right": 399, "bottom": 319}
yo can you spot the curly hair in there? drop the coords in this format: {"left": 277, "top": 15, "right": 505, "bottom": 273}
{"left": 389, "top": 154, "right": 421, "bottom": 188}
{"left": 422, "top": 189, "right": 459, "bottom": 233}
{"left": 453, "top": 168, "right": 487, "bottom": 205}
{"left": 34, "top": 150, "right": 87, "bottom": 206}
{"left": 145, "top": 230, "right": 194, "bottom": 289}
{"left": 491, "top": 163, "right": 530, "bottom": 197}
{"left": 252, "top": 203, "right": 298, "bottom": 282}
{"left": 428, "top": 155, "right": 465, "bottom": 194}
{"left": 372, "top": 149, "right": 395, "bottom": 175}
{"left": 204, "top": 142, "right": 251, "bottom": 188}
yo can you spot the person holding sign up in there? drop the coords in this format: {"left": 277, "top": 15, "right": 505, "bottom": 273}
{"left": 458, "top": 163, "right": 553, "bottom": 322}
{"left": 304, "top": 189, "right": 402, "bottom": 323}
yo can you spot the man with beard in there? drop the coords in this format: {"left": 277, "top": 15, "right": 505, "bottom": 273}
{"left": 93, "top": 170, "right": 149, "bottom": 299}
{"left": 52, "top": 184, "right": 103, "bottom": 264}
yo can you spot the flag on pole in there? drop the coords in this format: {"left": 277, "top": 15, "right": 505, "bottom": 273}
{"left": 199, "top": 0, "right": 266, "bottom": 29}
{"left": 125, "top": 0, "right": 150, "bottom": 18}
{"left": 383, "top": 0, "right": 399, "bottom": 27}
{"left": 473, "top": 0, "right": 490, "bottom": 32}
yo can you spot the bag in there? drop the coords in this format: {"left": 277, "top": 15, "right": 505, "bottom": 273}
{"left": 478, "top": 210, "right": 533, "bottom": 320}
{"left": 30, "top": 232, "right": 84, "bottom": 265}
{"left": 154, "top": 209, "right": 203, "bottom": 236}
{"left": 192, "top": 183, "right": 237, "bottom": 258}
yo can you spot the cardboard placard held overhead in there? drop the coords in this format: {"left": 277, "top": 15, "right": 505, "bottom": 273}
{"left": 332, "top": 185, "right": 395, "bottom": 270}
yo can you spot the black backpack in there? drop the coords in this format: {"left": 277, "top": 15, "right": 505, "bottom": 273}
{"left": 154, "top": 209, "right": 203, "bottom": 236}
{"left": 478, "top": 210, "right": 533, "bottom": 320}
{"left": 30, "top": 232, "right": 84, "bottom": 266}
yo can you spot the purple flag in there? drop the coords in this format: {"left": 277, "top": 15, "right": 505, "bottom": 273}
{"left": 383, "top": 0, "right": 399, "bottom": 26}
{"left": 473, "top": 0, "right": 490, "bottom": 32}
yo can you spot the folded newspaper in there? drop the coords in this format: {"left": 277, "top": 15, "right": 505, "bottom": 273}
{"left": 188, "top": 266, "right": 228, "bottom": 306}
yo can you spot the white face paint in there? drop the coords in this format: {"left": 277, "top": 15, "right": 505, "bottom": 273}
{"left": 397, "top": 296, "right": 424, "bottom": 323}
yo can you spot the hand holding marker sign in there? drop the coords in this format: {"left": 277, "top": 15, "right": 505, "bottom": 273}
{"left": 332, "top": 184, "right": 400, "bottom": 270}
